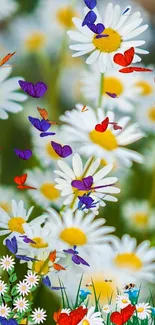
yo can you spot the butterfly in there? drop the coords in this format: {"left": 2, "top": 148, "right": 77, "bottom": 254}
{"left": 95, "top": 117, "right": 122, "bottom": 132}
{"left": 53, "top": 306, "right": 88, "bottom": 325}
{"left": 37, "top": 107, "right": 57, "bottom": 125}
{"left": 106, "top": 92, "right": 118, "bottom": 98}
{"left": 14, "top": 173, "right": 37, "bottom": 190}
{"left": 14, "top": 149, "right": 32, "bottom": 160}
{"left": 113, "top": 47, "right": 153, "bottom": 73}
{"left": 15, "top": 255, "right": 39, "bottom": 262}
{"left": 0, "top": 317, "right": 18, "bottom": 325}
{"left": 81, "top": 105, "right": 89, "bottom": 112}
{"left": 72, "top": 176, "right": 93, "bottom": 191}
{"left": 28, "top": 116, "right": 56, "bottom": 137}
{"left": 42, "top": 276, "right": 66, "bottom": 291}
{"left": 78, "top": 192, "right": 99, "bottom": 210}
{"left": 63, "top": 245, "right": 90, "bottom": 266}
{"left": 49, "top": 250, "right": 66, "bottom": 271}
{"left": 110, "top": 304, "right": 136, "bottom": 325}
{"left": 18, "top": 80, "right": 48, "bottom": 98}
{"left": 19, "top": 235, "right": 36, "bottom": 244}
{"left": 5, "top": 236, "right": 39, "bottom": 262}
{"left": 51, "top": 141, "right": 72, "bottom": 158}
{"left": 0, "top": 52, "right": 16, "bottom": 67}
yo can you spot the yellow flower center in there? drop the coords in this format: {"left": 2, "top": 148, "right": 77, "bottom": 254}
{"left": 56, "top": 6, "right": 78, "bottom": 28}
{"left": 133, "top": 213, "right": 148, "bottom": 226}
{"left": 8, "top": 217, "right": 25, "bottom": 234}
{"left": 19, "top": 302, "right": 24, "bottom": 307}
{"left": 25, "top": 32, "right": 47, "bottom": 52}
{"left": 33, "top": 260, "right": 49, "bottom": 275}
{"left": 20, "top": 320, "right": 27, "bottom": 325}
{"left": 21, "top": 285, "right": 26, "bottom": 291}
{"left": 46, "top": 143, "right": 60, "bottom": 159}
{"left": 104, "top": 307, "right": 108, "bottom": 310}
{"left": 85, "top": 274, "right": 116, "bottom": 304}
{"left": 136, "top": 81, "right": 153, "bottom": 96}
{"left": 148, "top": 106, "right": 155, "bottom": 122}
{"left": 104, "top": 77, "right": 124, "bottom": 96}
{"left": 114, "top": 253, "right": 143, "bottom": 271}
{"left": 137, "top": 307, "right": 144, "bottom": 313}
{"left": 93, "top": 28, "right": 121, "bottom": 53}
{"left": 30, "top": 237, "right": 48, "bottom": 248}
{"left": 40, "top": 183, "right": 60, "bottom": 200}
{"left": 59, "top": 227, "right": 87, "bottom": 246}
{"left": 0, "top": 202, "right": 10, "bottom": 213}
{"left": 89, "top": 129, "right": 118, "bottom": 150}
{"left": 0, "top": 285, "right": 3, "bottom": 291}
{"left": 82, "top": 321, "right": 90, "bottom": 325}
{"left": 1, "top": 309, "right": 5, "bottom": 315}
{"left": 122, "top": 299, "right": 128, "bottom": 303}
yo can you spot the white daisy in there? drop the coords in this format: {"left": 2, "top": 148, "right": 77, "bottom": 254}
{"left": 14, "top": 297, "right": 29, "bottom": 313}
{"left": 54, "top": 153, "right": 120, "bottom": 212}
{"left": 0, "top": 255, "right": 15, "bottom": 272}
{"left": 16, "top": 280, "right": 31, "bottom": 296}
{"left": 31, "top": 308, "right": 47, "bottom": 324}
{"left": 116, "top": 294, "right": 130, "bottom": 309}
{"left": 121, "top": 200, "right": 155, "bottom": 232}
{"left": 25, "top": 168, "right": 62, "bottom": 209}
{"left": 0, "top": 67, "right": 27, "bottom": 120}
{"left": 135, "top": 65, "right": 155, "bottom": 99}
{"left": 61, "top": 308, "right": 71, "bottom": 314}
{"left": 43, "top": 208, "right": 115, "bottom": 257}
{"left": 60, "top": 105, "right": 144, "bottom": 167}
{"left": 136, "top": 303, "right": 151, "bottom": 320}
{"left": 78, "top": 306, "right": 103, "bottom": 325}
{"left": 0, "top": 304, "right": 11, "bottom": 318}
{"left": 0, "top": 279, "right": 7, "bottom": 295}
{"left": 68, "top": 2, "right": 149, "bottom": 72}
{"left": 0, "top": 0, "right": 18, "bottom": 21}
{"left": 24, "top": 271, "right": 40, "bottom": 288}
{"left": 102, "top": 305, "right": 111, "bottom": 314}
{"left": 0, "top": 186, "right": 27, "bottom": 214}
{"left": 81, "top": 65, "right": 140, "bottom": 112}
{"left": 136, "top": 95, "right": 155, "bottom": 133}
{"left": 0, "top": 200, "right": 34, "bottom": 238}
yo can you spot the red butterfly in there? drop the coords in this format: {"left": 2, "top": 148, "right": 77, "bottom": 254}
{"left": 95, "top": 117, "right": 122, "bottom": 133}
{"left": 110, "top": 304, "right": 136, "bottom": 325}
{"left": 0, "top": 52, "right": 16, "bottom": 67}
{"left": 14, "top": 173, "right": 37, "bottom": 190}
{"left": 53, "top": 306, "right": 88, "bottom": 325}
{"left": 37, "top": 107, "right": 57, "bottom": 125}
{"left": 113, "top": 47, "right": 153, "bottom": 73}
{"left": 49, "top": 250, "right": 66, "bottom": 271}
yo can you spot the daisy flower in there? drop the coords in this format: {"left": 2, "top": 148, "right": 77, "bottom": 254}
{"left": 0, "top": 255, "right": 15, "bottom": 272}
{"left": 135, "top": 65, "right": 155, "bottom": 99}
{"left": 0, "top": 67, "right": 27, "bottom": 120}
{"left": 102, "top": 305, "right": 111, "bottom": 314}
{"left": 0, "top": 279, "right": 7, "bottom": 295}
{"left": 54, "top": 153, "right": 120, "bottom": 212}
{"left": 25, "top": 168, "right": 62, "bottom": 209}
{"left": 0, "top": 186, "right": 27, "bottom": 214}
{"left": 116, "top": 294, "right": 130, "bottom": 309}
{"left": 14, "top": 297, "right": 29, "bottom": 313}
{"left": 31, "top": 308, "right": 47, "bottom": 324}
{"left": 0, "top": 304, "right": 11, "bottom": 318}
{"left": 43, "top": 208, "right": 115, "bottom": 257}
{"left": 81, "top": 65, "right": 140, "bottom": 112}
{"left": 24, "top": 271, "right": 40, "bottom": 288}
{"left": 0, "top": 200, "right": 34, "bottom": 238}
{"left": 78, "top": 306, "right": 103, "bottom": 325}
{"left": 0, "top": 0, "right": 18, "bottom": 21}
{"left": 60, "top": 105, "right": 144, "bottom": 167}
{"left": 136, "top": 303, "right": 151, "bottom": 320}
{"left": 121, "top": 200, "right": 155, "bottom": 232}
{"left": 136, "top": 95, "right": 155, "bottom": 133}
{"left": 16, "top": 280, "right": 31, "bottom": 296}
{"left": 68, "top": 2, "right": 149, "bottom": 72}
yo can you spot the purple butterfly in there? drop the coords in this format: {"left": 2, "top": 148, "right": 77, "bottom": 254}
{"left": 28, "top": 116, "right": 56, "bottom": 137}
{"left": 5, "top": 236, "right": 17, "bottom": 254}
{"left": 15, "top": 255, "right": 39, "bottom": 262}
{"left": 84, "top": 0, "right": 97, "bottom": 9}
{"left": 18, "top": 80, "right": 48, "bottom": 98}
{"left": 106, "top": 92, "right": 118, "bottom": 98}
{"left": 51, "top": 141, "right": 72, "bottom": 158}
{"left": 78, "top": 192, "right": 99, "bottom": 210}
{"left": 82, "top": 11, "right": 97, "bottom": 27}
{"left": 42, "top": 276, "right": 66, "bottom": 290}
{"left": 14, "top": 149, "right": 32, "bottom": 160}
{"left": 87, "top": 23, "right": 105, "bottom": 34}
{"left": 63, "top": 246, "right": 90, "bottom": 267}
{"left": 72, "top": 176, "right": 93, "bottom": 191}
{"left": 19, "top": 235, "right": 36, "bottom": 244}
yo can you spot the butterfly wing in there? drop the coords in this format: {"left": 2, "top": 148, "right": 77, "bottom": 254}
{"left": 14, "top": 149, "right": 32, "bottom": 160}
{"left": 70, "top": 306, "right": 88, "bottom": 325}
{"left": 124, "top": 47, "right": 134, "bottom": 66}
{"left": 119, "top": 67, "right": 134, "bottom": 73}
{"left": 34, "top": 82, "right": 48, "bottom": 98}
{"left": 82, "top": 176, "right": 93, "bottom": 190}
{"left": 71, "top": 180, "right": 86, "bottom": 191}
{"left": 113, "top": 47, "right": 134, "bottom": 67}
{"left": 5, "top": 236, "right": 17, "bottom": 254}
{"left": 18, "top": 80, "right": 36, "bottom": 97}
{"left": 49, "top": 250, "right": 56, "bottom": 263}
{"left": 110, "top": 312, "right": 123, "bottom": 325}
{"left": 0, "top": 52, "right": 16, "bottom": 67}
{"left": 84, "top": 0, "right": 97, "bottom": 9}
{"left": 53, "top": 263, "right": 66, "bottom": 271}
{"left": 121, "top": 304, "right": 136, "bottom": 324}
{"left": 37, "top": 107, "right": 48, "bottom": 120}
{"left": 51, "top": 141, "right": 63, "bottom": 157}
{"left": 132, "top": 67, "right": 153, "bottom": 72}
{"left": 63, "top": 248, "right": 75, "bottom": 254}
{"left": 14, "top": 173, "right": 27, "bottom": 185}
{"left": 77, "top": 255, "right": 90, "bottom": 266}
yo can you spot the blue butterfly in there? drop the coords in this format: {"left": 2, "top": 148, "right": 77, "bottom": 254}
{"left": 0, "top": 317, "right": 18, "bottom": 325}
{"left": 28, "top": 116, "right": 56, "bottom": 137}
{"left": 42, "top": 276, "right": 66, "bottom": 291}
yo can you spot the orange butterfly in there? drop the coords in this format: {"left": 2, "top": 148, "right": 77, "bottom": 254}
{"left": 81, "top": 105, "right": 89, "bottom": 112}
{"left": 49, "top": 250, "right": 66, "bottom": 271}
{"left": 14, "top": 173, "right": 37, "bottom": 190}
{"left": 37, "top": 107, "right": 57, "bottom": 125}
{"left": 0, "top": 52, "right": 16, "bottom": 67}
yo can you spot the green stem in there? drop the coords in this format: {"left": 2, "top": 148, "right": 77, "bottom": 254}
{"left": 149, "top": 166, "right": 155, "bottom": 208}
{"left": 98, "top": 73, "right": 104, "bottom": 108}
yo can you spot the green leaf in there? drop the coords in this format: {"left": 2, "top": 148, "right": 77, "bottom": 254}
{"left": 8, "top": 267, "right": 15, "bottom": 275}
{"left": 11, "top": 285, "right": 18, "bottom": 296}
{"left": 9, "top": 273, "right": 17, "bottom": 283}
{"left": 3, "top": 294, "right": 12, "bottom": 302}
{"left": 74, "top": 274, "right": 83, "bottom": 309}
{"left": 30, "top": 285, "right": 37, "bottom": 292}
